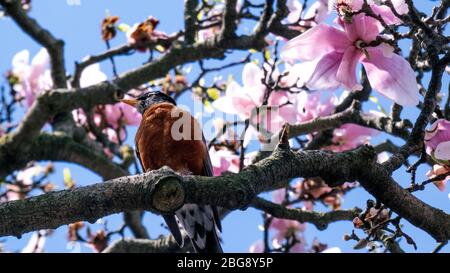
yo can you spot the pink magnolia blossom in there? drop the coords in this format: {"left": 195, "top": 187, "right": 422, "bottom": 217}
{"left": 209, "top": 146, "right": 256, "bottom": 175}
{"left": 332, "top": 0, "right": 408, "bottom": 25}
{"left": 426, "top": 164, "right": 449, "bottom": 192}
{"left": 295, "top": 91, "right": 336, "bottom": 123}
{"left": 269, "top": 188, "right": 306, "bottom": 247}
{"left": 270, "top": 217, "right": 306, "bottom": 235}
{"left": 209, "top": 147, "right": 240, "bottom": 175}
{"left": 282, "top": 13, "right": 419, "bottom": 106}
{"left": 73, "top": 64, "right": 141, "bottom": 144}
{"left": 326, "top": 124, "right": 379, "bottom": 152}
{"left": 10, "top": 48, "right": 52, "bottom": 108}
{"left": 287, "top": 0, "right": 329, "bottom": 27}
{"left": 103, "top": 102, "right": 141, "bottom": 129}
{"left": 424, "top": 119, "right": 450, "bottom": 165}
{"left": 213, "top": 63, "right": 298, "bottom": 143}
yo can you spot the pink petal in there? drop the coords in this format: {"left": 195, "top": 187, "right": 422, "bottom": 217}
{"left": 344, "top": 13, "right": 381, "bottom": 42}
{"left": 268, "top": 91, "right": 289, "bottom": 106}
{"left": 281, "top": 24, "right": 350, "bottom": 62}
{"left": 231, "top": 94, "right": 257, "bottom": 119}
{"left": 80, "top": 63, "right": 107, "bottom": 88}
{"left": 434, "top": 141, "right": 450, "bottom": 161}
{"left": 30, "top": 48, "right": 50, "bottom": 79}
{"left": 370, "top": 0, "right": 407, "bottom": 25}
{"left": 12, "top": 50, "right": 30, "bottom": 70}
{"left": 212, "top": 81, "right": 242, "bottom": 115}
{"left": 304, "top": 1, "right": 329, "bottom": 24}
{"left": 336, "top": 46, "right": 363, "bottom": 91}
{"left": 286, "top": 0, "right": 303, "bottom": 23}
{"left": 361, "top": 48, "right": 419, "bottom": 106}
{"left": 306, "top": 51, "right": 343, "bottom": 91}
{"left": 212, "top": 96, "right": 235, "bottom": 114}
{"left": 278, "top": 104, "right": 298, "bottom": 124}
{"left": 242, "top": 62, "right": 264, "bottom": 90}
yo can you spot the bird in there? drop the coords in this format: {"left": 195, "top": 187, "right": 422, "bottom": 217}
{"left": 120, "top": 91, "right": 223, "bottom": 253}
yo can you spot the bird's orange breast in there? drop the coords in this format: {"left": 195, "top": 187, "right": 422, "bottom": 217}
{"left": 135, "top": 103, "right": 206, "bottom": 175}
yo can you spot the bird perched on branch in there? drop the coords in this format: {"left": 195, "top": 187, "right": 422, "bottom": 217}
{"left": 120, "top": 91, "right": 223, "bottom": 253}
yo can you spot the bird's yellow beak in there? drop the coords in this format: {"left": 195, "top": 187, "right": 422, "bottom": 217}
{"left": 119, "top": 98, "right": 139, "bottom": 107}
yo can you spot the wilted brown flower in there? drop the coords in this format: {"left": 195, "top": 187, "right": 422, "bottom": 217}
{"left": 68, "top": 222, "right": 84, "bottom": 241}
{"left": 101, "top": 15, "right": 120, "bottom": 41}
{"left": 87, "top": 230, "right": 108, "bottom": 253}
{"left": 128, "top": 16, "right": 168, "bottom": 52}
{"left": 161, "top": 74, "right": 188, "bottom": 94}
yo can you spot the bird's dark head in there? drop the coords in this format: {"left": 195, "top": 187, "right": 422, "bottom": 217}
{"left": 120, "top": 91, "right": 176, "bottom": 114}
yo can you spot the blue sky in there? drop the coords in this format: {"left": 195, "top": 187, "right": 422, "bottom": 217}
{"left": 0, "top": 0, "right": 448, "bottom": 253}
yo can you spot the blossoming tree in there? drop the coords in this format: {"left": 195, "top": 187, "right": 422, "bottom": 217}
{"left": 0, "top": 0, "right": 448, "bottom": 253}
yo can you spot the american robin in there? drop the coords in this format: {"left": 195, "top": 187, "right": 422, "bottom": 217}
{"left": 120, "top": 91, "right": 223, "bottom": 253}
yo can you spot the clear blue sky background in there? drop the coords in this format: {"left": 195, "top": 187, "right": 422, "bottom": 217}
{"left": 0, "top": 0, "right": 448, "bottom": 253}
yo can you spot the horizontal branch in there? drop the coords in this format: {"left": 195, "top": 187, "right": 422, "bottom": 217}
{"left": 251, "top": 197, "right": 360, "bottom": 230}
{"left": 0, "top": 133, "right": 126, "bottom": 179}
{"left": 288, "top": 101, "right": 411, "bottom": 140}
{"left": 0, "top": 144, "right": 448, "bottom": 242}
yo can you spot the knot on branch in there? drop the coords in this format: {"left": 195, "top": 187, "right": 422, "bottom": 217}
{"left": 144, "top": 167, "right": 185, "bottom": 214}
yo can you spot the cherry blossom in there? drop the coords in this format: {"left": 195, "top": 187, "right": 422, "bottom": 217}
{"left": 282, "top": 13, "right": 419, "bottom": 106}
{"left": 9, "top": 48, "right": 52, "bottom": 108}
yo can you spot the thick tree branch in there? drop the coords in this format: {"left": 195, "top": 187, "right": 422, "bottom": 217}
{"left": 0, "top": 145, "right": 448, "bottom": 242}
{"left": 184, "top": 0, "right": 198, "bottom": 44}
{"left": 219, "top": 0, "right": 239, "bottom": 41}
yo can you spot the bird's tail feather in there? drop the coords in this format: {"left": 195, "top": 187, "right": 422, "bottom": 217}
{"left": 163, "top": 214, "right": 184, "bottom": 247}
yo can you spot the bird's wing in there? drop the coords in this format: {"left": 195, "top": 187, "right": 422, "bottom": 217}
{"left": 135, "top": 138, "right": 184, "bottom": 247}
{"left": 175, "top": 132, "right": 223, "bottom": 253}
